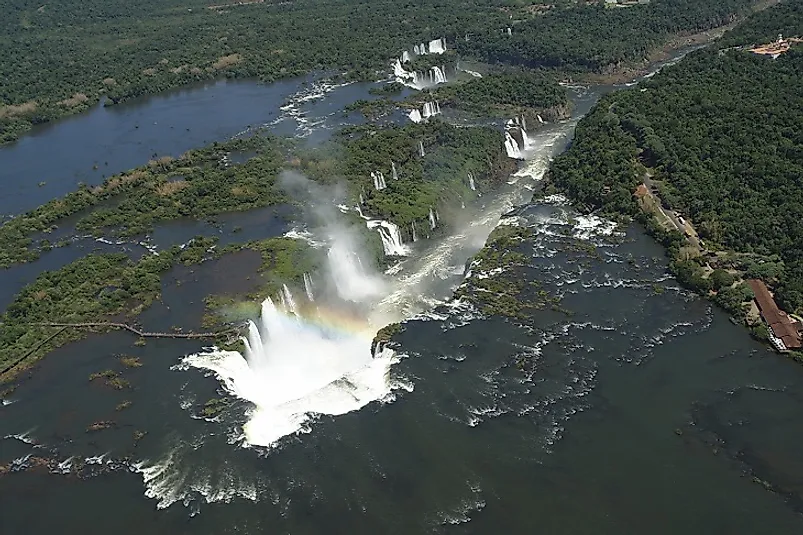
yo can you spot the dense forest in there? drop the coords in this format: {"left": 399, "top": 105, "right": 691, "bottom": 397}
{"left": 548, "top": 1, "right": 803, "bottom": 314}
{"left": 430, "top": 70, "right": 569, "bottom": 118}
{"left": 1, "top": 0, "right": 761, "bottom": 143}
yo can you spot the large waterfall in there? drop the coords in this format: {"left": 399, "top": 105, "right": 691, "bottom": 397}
{"left": 367, "top": 220, "right": 410, "bottom": 257}
{"left": 372, "top": 171, "right": 387, "bottom": 191}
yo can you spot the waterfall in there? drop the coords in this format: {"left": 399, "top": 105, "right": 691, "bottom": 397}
{"left": 429, "top": 66, "right": 447, "bottom": 85}
{"left": 414, "top": 43, "right": 427, "bottom": 55}
{"left": 428, "top": 38, "right": 446, "bottom": 54}
{"left": 303, "top": 273, "right": 315, "bottom": 302}
{"left": 504, "top": 131, "right": 524, "bottom": 159}
{"left": 359, "top": 193, "right": 364, "bottom": 205}
{"left": 418, "top": 141, "right": 425, "bottom": 157}
{"left": 391, "top": 161, "right": 399, "bottom": 181}
{"left": 408, "top": 109, "right": 423, "bottom": 123}
{"left": 468, "top": 172, "right": 476, "bottom": 191}
{"left": 504, "top": 116, "right": 532, "bottom": 160}
{"left": 392, "top": 59, "right": 407, "bottom": 78}
{"left": 428, "top": 207, "right": 437, "bottom": 230}
{"left": 281, "top": 283, "right": 299, "bottom": 315}
{"left": 401, "top": 51, "right": 411, "bottom": 63}
{"left": 411, "top": 222, "right": 418, "bottom": 242}
{"left": 422, "top": 101, "right": 441, "bottom": 118}
{"left": 366, "top": 220, "right": 410, "bottom": 256}
{"left": 505, "top": 27, "right": 512, "bottom": 36}
{"left": 372, "top": 171, "right": 387, "bottom": 191}
{"left": 195, "top": 293, "right": 394, "bottom": 448}
{"left": 537, "top": 114, "right": 545, "bottom": 124}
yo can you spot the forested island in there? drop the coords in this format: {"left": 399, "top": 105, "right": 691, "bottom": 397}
{"left": 545, "top": 0, "right": 803, "bottom": 355}
{"left": 1, "top": 0, "right": 766, "bottom": 143}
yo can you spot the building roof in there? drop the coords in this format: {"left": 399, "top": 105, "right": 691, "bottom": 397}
{"left": 748, "top": 279, "right": 802, "bottom": 348}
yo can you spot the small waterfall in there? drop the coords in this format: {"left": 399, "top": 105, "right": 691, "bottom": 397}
{"left": 401, "top": 50, "right": 411, "bottom": 63}
{"left": 359, "top": 193, "right": 364, "bottom": 205}
{"left": 428, "top": 207, "right": 437, "bottom": 230}
{"left": 457, "top": 61, "right": 482, "bottom": 78}
{"left": 393, "top": 59, "right": 407, "bottom": 78}
{"left": 281, "top": 284, "right": 299, "bottom": 315}
{"left": 429, "top": 66, "right": 447, "bottom": 85}
{"left": 411, "top": 222, "right": 418, "bottom": 242}
{"left": 468, "top": 172, "right": 476, "bottom": 191}
{"left": 422, "top": 101, "right": 441, "bottom": 119}
{"left": 504, "top": 116, "right": 532, "bottom": 160}
{"left": 428, "top": 38, "right": 446, "bottom": 54}
{"left": 408, "top": 108, "right": 423, "bottom": 123}
{"left": 367, "top": 220, "right": 410, "bottom": 256}
{"left": 504, "top": 131, "right": 523, "bottom": 159}
{"left": 303, "top": 273, "right": 315, "bottom": 302}
{"left": 372, "top": 171, "right": 387, "bottom": 191}
{"left": 414, "top": 43, "right": 427, "bottom": 55}
{"left": 391, "top": 161, "right": 399, "bottom": 181}
{"left": 418, "top": 141, "right": 425, "bottom": 157}
{"left": 537, "top": 114, "right": 545, "bottom": 124}
{"left": 504, "top": 27, "right": 512, "bottom": 36}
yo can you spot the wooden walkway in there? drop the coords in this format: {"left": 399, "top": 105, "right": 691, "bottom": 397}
{"left": 33, "top": 322, "right": 232, "bottom": 339}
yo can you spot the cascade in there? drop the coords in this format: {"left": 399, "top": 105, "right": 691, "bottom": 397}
{"left": 468, "top": 172, "right": 476, "bottom": 191}
{"left": 408, "top": 109, "right": 423, "bottom": 123}
{"left": 504, "top": 131, "right": 524, "bottom": 159}
{"left": 418, "top": 141, "right": 425, "bottom": 157}
{"left": 428, "top": 38, "right": 446, "bottom": 54}
{"left": 366, "top": 220, "right": 410, "bottom": 257}
{"left": 429, "top": 66, "right": 447, "bottom": 85}
{"left": 303, "top": 273, "right": 315, "bottom": 302}
{"left": 428, "top": 207, "right": 437, "bottom": 230}
{"left": 422, "top": 101, "right": 441, "bottom": 118}
{"left": 391, "top": 161, "right": 399, "bottom": 181}
{"left": 392, "top": 59, "right": 407, "bottom": 78}
{"left": 281, "top": 283, "right": 299, "bottom": 315}
{"left": 371, "top": 171, "right": 387, "bottom": 191}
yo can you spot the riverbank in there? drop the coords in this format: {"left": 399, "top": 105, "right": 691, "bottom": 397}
{"left": 542, "top": 0, "right": 803, "bottom": 359}
{"left": 581, "top": 0, "right": 782, "bottom": 85}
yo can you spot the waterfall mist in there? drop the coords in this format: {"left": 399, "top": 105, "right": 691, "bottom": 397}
{"left": 183, "top": 120, "right": 568, "bottom": 450}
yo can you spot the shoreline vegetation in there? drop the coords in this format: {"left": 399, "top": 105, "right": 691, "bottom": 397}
{"left": 543, "top": 0, "right": 803, "bottom": 359}
{"left": 1, "top": 0, "right": 766, "bottom": 145}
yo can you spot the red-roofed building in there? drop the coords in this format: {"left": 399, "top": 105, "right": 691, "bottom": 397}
{"left": 748, "top": 279, "right": 802, "bottom": 351}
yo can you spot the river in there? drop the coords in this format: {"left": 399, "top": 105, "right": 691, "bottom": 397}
{"left": 1, "top": 49, "right": 802, "bottom": 534}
